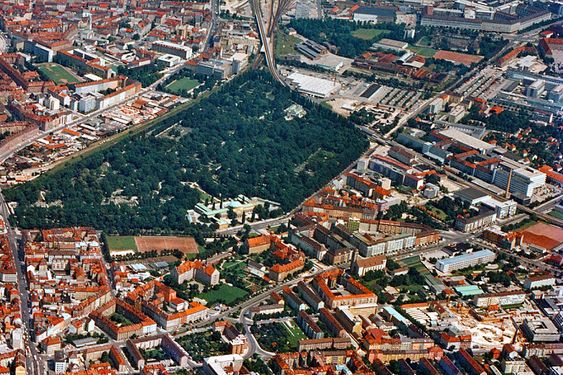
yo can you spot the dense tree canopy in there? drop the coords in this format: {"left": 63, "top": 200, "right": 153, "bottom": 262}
{"left": 5, "top": 71, "right": 368, "bottom": 234}
{"left": 289, "top": 19, "right": 406, "bottom": 58}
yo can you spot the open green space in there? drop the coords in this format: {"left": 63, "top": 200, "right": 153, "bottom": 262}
{"left": 408, "top": 45, "right": 437, "bottom": 58}
{"left": 106, "top": 235, "right": 137, "bottom": 251}
{"left": 37, "top": 63, "right": 80, "bottom": 85}
{"left": 502, "top": 218, "right": 537, "bottom": 232}
{"left": 282, "top": 321, "right": 307, "bottom": 348}
{"left": 290, "top": 18, "right": 405, "bottom": 58}
{"left": 425, "top": 205, "right": 448, "bottom": 221}
{"left": 221, "top": 260, "right": 245, "bottom": 271}
{"left": 275, "top": 32, "right": 301, "bottom": 57}
{"left": 177, "top": 331, "right": 229, "bottom": 362}
{"left": 166, "top": 77, "right": 200, "bottom": 95}
{"left": 401, "top": 256, "right": 444, "bottom": 290}
{"left": 5, "top": 71, "right": 367, "bottom": 234}
{"left": 140, "top": 348, "right": 169, "bottom": 361}
{"left": 352, "top": 28, "right": 388, "bottom": 40}
{"left": 416, "top": 36, "right": 432, "bottom": 46}
{"left": 252, "top": 322, "right": 304, "bottom": 352}
{"left": 200, "top": 284, "right": 248, "bottom": 305}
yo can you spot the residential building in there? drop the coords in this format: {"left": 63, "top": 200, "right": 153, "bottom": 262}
{"left": 297, "top": 311, "right": 324, "bottom": 339}
{"left": 171, "top": 260, "right": 220, "bottom": 286}
{"left": 523, "top": 274, "right": 556, "bottom": 290}
{"left": 152, "top": 41, "right": 193, "bottom": 59}
{"left": 269, "top": 258, "right": 304, "bottom": 282}
{"left": 436, "top": 250, "right": 496, "bottom": 273}
{"left": 351, "top": 254, "right": 387, "bottom": 277}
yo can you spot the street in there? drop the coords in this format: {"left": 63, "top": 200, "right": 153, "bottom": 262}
{"left": 0, "top": 190, "right": 42, "bottom": 375}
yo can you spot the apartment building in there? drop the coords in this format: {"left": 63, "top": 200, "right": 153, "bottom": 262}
{"left": 90, "top": 299, "right": 157, "bottom": 340}
{"left": 297, "top": 311, "right": 324, "bottom": 339}
{"left": 269, "top": 258, "right": 304, "bottom": 282}
{"left": 171, "top": 260, "right": 220, "bottom": 286}
{"left": 152, "top": 41, "right": 193, "bottom": 59}
{"left": 313, "top": 269, "right": 377, "bottom": 309}
{"left": 351, "top": 254, "right": 387, "bottom": 277}
{"left": 436, "top": 250, "right": 496, "bottom": 273}
{"left": 127, "top": 280, "right": 210, "bottom": 331}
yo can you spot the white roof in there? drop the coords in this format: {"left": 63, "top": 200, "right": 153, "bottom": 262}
{"left": 440, "top": 128, "right": 495, "bottom": 152}
{"left": 287, "top": 72, "right": 339, "bottom": 97}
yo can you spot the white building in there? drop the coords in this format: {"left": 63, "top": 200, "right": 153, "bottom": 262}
{"left": 152, "top": 41, "right": 193, "bottom": 59}
{"left": 203, "top": 354, "right": 244, "bottom": 375}
{"left": 492, "top": 159, "right": 546, "bottom": 198}
{"left": 287, "top": 72, "right": 340, "bottom": 98}
{"left": 351, "top": 255, "right": 387, "bottom": 277}
{"left": 523, "top": 274, "right": 556, "bottom": 290}
{"left": 436, "top": 249, "right": 496, "bottom": 273}
{"left": 473, "top": 290, "right": 526, "bottom": 308}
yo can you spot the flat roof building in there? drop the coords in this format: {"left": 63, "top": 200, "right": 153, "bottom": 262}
{"left": 522, "top": 317, "right": 561, "bottom": 342}
{"left": 439, "top": 128, "right": 496, "bottom": 154}
{"left": 436, "top": 249, "right": 496, "bottom": 273}
{"left": 287, "top": 72, "right": 340, "bottom": 98}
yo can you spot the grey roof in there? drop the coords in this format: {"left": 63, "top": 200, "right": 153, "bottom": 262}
{"left": 454, "top": 187, "right": 489, "bottom": 202}
{"left": 355, "top": 6, "right": 397, "bottom": 17}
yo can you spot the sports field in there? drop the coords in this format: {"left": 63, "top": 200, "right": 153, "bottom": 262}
{"left": 408, "top": 45, "right": 437, "bottom": 58}
{"left": 351, "top": 28, "right": 388, "bottom": 40}
{"left": 134, "top": 236, "right": 198, "bottom": 254}
{"left": 166, "top": 77, "right": 200, "bottom": 94}
{"left": 200, "top": 284, "right": 248, "bottom": 305}
{"left": 106, "top": 236, "right": 138, "bottom": 251}
{"left": 106, "top": 235, "right": 198, "bottom": 254}
{"left": 38, "top": 63, "right": 80, "bottom": 85}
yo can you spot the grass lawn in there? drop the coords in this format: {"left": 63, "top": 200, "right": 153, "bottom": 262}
{"left": 548, "top": 211, "right": 563, "bottom": 220}
{"left": 275, "top": 32, "right": 301, "bottom": 57}
{"left": 166, "top": 77, "right": 200, "bottom": 94}
{"left": 38, "top": 63, "right": 80, "bottom": 85}
{"left": 416, "top": 36, "right": 433, "bottom": 46}
{"left": 402, "top": 284, "right": 424, "bottom": 293}
{"left": 282, "top": 321, "right": 307, "bottom": 348}
{"left": 106, "top": 235, "right": 138, "bottom": 251}
{"left": 408, "top": 45, "right": 437, "bottom": 58}
{"left": 426, "top": 205, "right": 448, "bottom": 221}
{"left": 200, "top": 284, "right": 248, "bottom": 305}
{"left": 401, "top": 256, "right": 444, "bottom": 289}
{"left": 221, "top": 260, "right": 245, "bottom": 271}
{"left": 351, "top": 28, "right": 388, "bottom": 40}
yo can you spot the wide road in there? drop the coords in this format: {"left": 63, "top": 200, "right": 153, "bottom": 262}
{"left": 0, "top": 191, "right": 43, "bottom": 375}
{"left": 250, "top": 0, "right": 286, "bottom": 86}
{"left": 204, "top": 0, "right": 221, "bottom": 52}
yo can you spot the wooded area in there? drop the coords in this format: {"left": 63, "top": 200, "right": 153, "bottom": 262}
{"left": 5, "top": 71, "right": 368, "bottom": 234}
{"left": 289, "top": 19, "right": 406, "bottom": 58}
